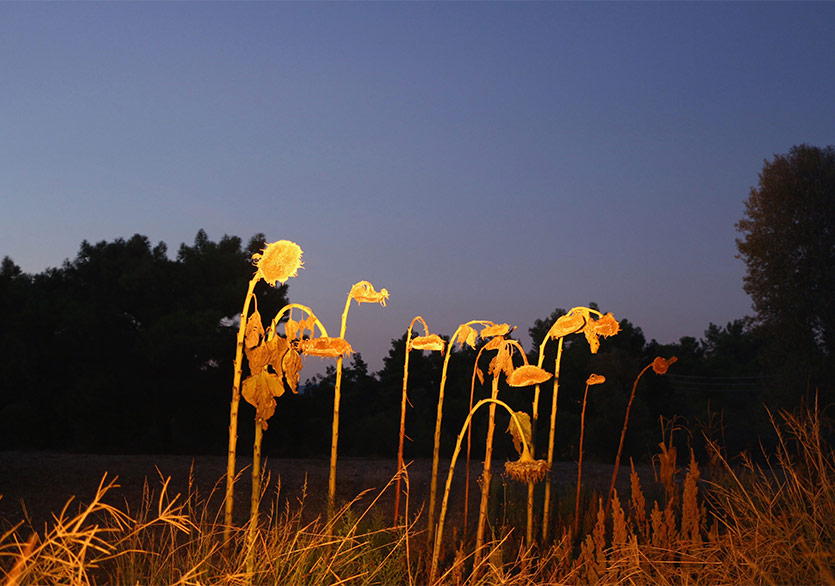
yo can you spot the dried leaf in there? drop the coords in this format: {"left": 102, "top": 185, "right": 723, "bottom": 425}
{"left": 507, "top": 364, "right": 552, "bottom": 387}
{"left": 285, "top": 317, "right": 299, "bottom": 341}
{"left": 283, "top": 349, "right": 303, "bottom": 393}
{"left": 265, "top": 335, "right": 291, "bottom": 386}
{"left": 507, "top": 410, "right": 532, "bottom": 456}
{"left": 245, "top": 342, "right": 270, "bottom": 374}
{"left": 483, "top": 336, "right": 504, "bottom": 351}
{"left": 488, "top": 340, "right": 514, "bottom": 379}
{"left": 455, "top": 325, "right": 478, "bottom": 349}
{"left": 244, "top": 310, "right": 264, "bottom": 349}
{"left": 583, "top": 313, "right": 620, "bottom": 354}
{"left": 475, "top": 366, "right": 485, "bottom": 385}
{"left": 241, "top": 370, "right": 285, "bottom": 428}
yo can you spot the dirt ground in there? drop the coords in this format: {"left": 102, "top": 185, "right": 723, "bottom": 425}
{"left": 0, "top": 451, "right": 657, "bottom": 532}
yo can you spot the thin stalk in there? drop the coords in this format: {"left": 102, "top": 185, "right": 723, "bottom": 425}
{"left": 464, "top": 345, "right": 489, "bottom": 538}
{"left": 473, "top": 374, "right": 500, "bottom": 572}
{"left": 246, "top": 419, "right": 263, "bottom": 577}
{"left": 430, "top": 398, "right": 532, "bottom": 584}
{"left": 395, "top": 316, "right": 428, "bottom": 522}
{"left": 525, "top": 332, "right": 552, "bottom": 548}
{"left": 608, "top": 362, "right": 652, "bottom": 507}
{"left": 541, "top": 336, "right": 564, "bottom": 543}
{"left": 574, "top": 380, "right": 591, "bottom": 535}
{"left": 224, "top": 274, "right": 259, "bottom": 553}
{"left": 427, "top": 319, "right": 492, "bottom": 549}
{"left": 328, "top": 293, "right": 353, "bottom": 520}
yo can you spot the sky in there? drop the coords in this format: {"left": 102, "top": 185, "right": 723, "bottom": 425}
{"left": 2, "top": 2, "right": 834, "bottom": 377}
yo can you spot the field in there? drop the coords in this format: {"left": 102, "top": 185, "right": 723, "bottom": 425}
{"left": 2, "top": 402, "right": 833, "bottom": 585}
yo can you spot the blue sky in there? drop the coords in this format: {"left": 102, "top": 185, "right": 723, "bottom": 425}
{"left": 2, "top": 2, "right": 833, "bottom": 375}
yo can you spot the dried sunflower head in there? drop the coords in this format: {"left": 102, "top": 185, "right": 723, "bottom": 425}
{"left": 547, "top": 311, "right": 586, "bottom": 339}
{"left": 583, "top": 312, "right": 620, "bottom": 353}
{"left": 299, "top": 337, "right": 353, "bottom": 358}
{"left": 409, "top": 334, "right": 445, "bottom": 353}
{"left": 504, "top": 452, "right": 550, "bottom": 484}
{"left": 349, "top": 281, "right": 389, "bottom": 306}
{"left": 252, "top": 240, "right": 303, "bottom": 286}
{"left": 651, "top": 356, "right": 678, "bottom": 375}
{"left": 480, "top": 323, "right": 512, "bottom": 339}
{"left": 586, "top": 373, "right": 606, "bottom": 386}
{"left": 507, "top": 364, "right": 552, "bottom": 387}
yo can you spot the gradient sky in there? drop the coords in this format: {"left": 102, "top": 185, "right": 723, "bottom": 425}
{"left": 2, "top": 2, "right": 834, "bottom": 376}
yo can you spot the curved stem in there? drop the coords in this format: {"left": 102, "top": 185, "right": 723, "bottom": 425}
{"left": 430, "top": 398, "right": 531, "bottom": 584}
{"left": 464, "top": 344, "right": 488, "bottom": 538}
{"left": 608, "top": 362, "right": 653, "bottom": 507}
{"left": 395, "top": 316, "right": 427, "bottom": 522}
{"left": 269, "top": 303, "right": 329, "bottom": 337}
{"left": 427, "top": 319, "right": 494, "bottom": 549}
{"left": 224, "top": 274, "right": 259, "bottom": 554}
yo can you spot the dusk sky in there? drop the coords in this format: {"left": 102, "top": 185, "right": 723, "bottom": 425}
{"left": 2, "top": 2, "right": 834, "bottom": 376}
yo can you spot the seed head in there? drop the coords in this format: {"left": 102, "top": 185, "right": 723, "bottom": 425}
{"left": 505, "top": 452, "right": 550, "bottom": 484}
{"left": 586, "top": 373, "right": 606, "bottom": 386}
{"left": 299, "top": 337, "right": 353, "bottom": 358}
{"left": 507, "top": 364, "right": 552, "bottom": 387}
{"left": 252, "top": 240, "right": 303, "bottom": 286}
{"left": 349, "top": 281, "right": 389, "bottom": 306}
{"left": 409, "top": 334, "right": 445, "bottom": 353}
{"left": 651, "top": 356, "right": 678, "bottom": 375}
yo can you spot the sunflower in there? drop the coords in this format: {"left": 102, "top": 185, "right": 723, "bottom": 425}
{"left": 349, "top": 281, "right": 389, "bottom": 306}
{"left": 252, "top": 240, "right": 303, "bottom": 286}
{"left": 507, "top": 364, "right": 552, "bottom": 387}
{"left": 504, "top": 452, "right": 550, "bottom": 484}
{"left": 299, "top": 337, "right": 353, "bottom": 358}
{"left": 586, "top": 373, "right": 606, "bottom": 385}
{"left": 651, "top": 355, "right": 678, "bottom": 375}
{"left": 409, "top": 334, "right": 445, "bottom": 353}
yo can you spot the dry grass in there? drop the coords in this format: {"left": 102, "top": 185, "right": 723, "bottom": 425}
{"left": 2, "top": 401, "right": 834, "bottom": 585}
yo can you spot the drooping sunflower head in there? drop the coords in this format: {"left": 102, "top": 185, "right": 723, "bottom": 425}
{"left": 299, "top": 337, "right": 353, "bottom": 359}
{"left": 409, "top": 334, "right": 446, "bottom": 353}
{"left": 507, "top": 364, "right": 552, "bottom": 387}
{"left": 651, "top": 356, "right": 678, "bottom": 375}
{"left": 504, "top": 451, "right": 550, "bottom": 484}
{"left": 252, "top": 240, "right": 303, "bottom": 286}
{"left": 349, "top": 281, "right": 389, "bottom": 306}
{"left": 586, "top": 373, "right": 606, "bottom": 386}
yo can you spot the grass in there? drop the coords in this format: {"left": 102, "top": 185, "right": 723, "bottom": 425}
{"left": 3, "top": 400, "right": 833, "bottom": 585}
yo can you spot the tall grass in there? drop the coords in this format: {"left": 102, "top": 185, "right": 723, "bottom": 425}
{"left": 4, "top": 400, "right": 832, "bottom": 584}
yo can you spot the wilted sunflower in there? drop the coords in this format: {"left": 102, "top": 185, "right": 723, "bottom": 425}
{"left": 586, "top": 373, "right": 606, "bottom": 385}
{"left": 299, "top": 337, "right": 353, "bottom": 358}
{"left": 409, "top": 334, "right": 445, "bottom": 353}
{"left": 547, "top": 311, "right": 586, "bottom": 339}
{"left": 651, "top": 356, "right": 678, "bottom": 375}
{"left": 583, "top": 313, "right": 620, "bottom": 354}
{"left": 349, "top": 281, "right": 389, "bottom": 306}
{"left": 507, "top": 364, "right": 552, "bottom": 387}
{"left": 252, "top": 240, "right": 303, "bottom": 286}
{"left": 505, "top": 452, "right": 550, "bottom": 484}
{"left": 480, "top": 323, "right": 512, "bottom": 339}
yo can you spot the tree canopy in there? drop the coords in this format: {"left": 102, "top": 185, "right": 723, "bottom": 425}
{"left": 736, "top": 144, "right": 835, "bottom": 396}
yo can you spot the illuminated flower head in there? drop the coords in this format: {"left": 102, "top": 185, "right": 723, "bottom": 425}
{"left": 583, "top": 312, "right": 620, "bottom": 353}
{"left": 480, "top": 323, "right": 512, "bottom": 339}
{"left": 507, "top": 364, "right": 552, "bottom": 387}
{"left": 651, "top": 356, "right": 678, "bottom": 375}
{"left": 252, "top": 240, "right": 303, "bottom": 286}
{"left": 350, "top": 281, "right": 389, "bottom": 306}
{"left": 547, "top": 311, "right": 586, "bottom": 340}
{"left": 409, "top": 334, "right": 445, "bottom": 353}
{"left": 504, "top": 452, "right": 550, "bottom": 484}
{"left": 586, "top": 373, "right": 606, "bottom": 386}
{"left": 299, "top": 337, "right": 353, "bottom": 359}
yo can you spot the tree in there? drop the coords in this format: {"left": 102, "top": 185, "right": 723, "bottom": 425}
{"left": 736, "top": 144, "right": 835, "bottom": 397}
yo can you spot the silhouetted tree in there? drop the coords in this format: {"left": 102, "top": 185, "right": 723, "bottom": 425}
{"left": 736, "top": 144, "right": 835, "bottom": 402}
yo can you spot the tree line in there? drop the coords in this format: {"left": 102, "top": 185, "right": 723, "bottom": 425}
{"left": 2, "top": 144, "right": 832, "bottom": 460}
